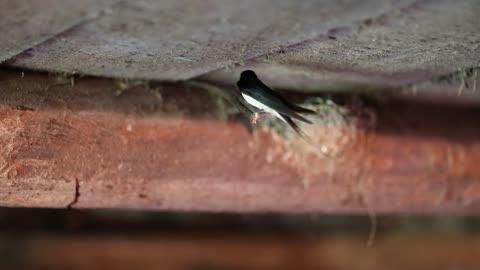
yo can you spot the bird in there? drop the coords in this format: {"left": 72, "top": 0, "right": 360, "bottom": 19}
{"left": 236, "top": 70, "right": 315, "bottom": 137}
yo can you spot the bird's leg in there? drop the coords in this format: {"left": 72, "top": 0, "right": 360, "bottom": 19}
{"left": 250, "top": 110, "right": 267, "bottom": 125}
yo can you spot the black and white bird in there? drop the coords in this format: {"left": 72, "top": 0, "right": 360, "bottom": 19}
{"left": 236, "top": 70, "right": 315, "bottom": 136}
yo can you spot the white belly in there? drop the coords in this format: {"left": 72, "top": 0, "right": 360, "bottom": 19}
{"left": 241, "top": 93, "right": 285, "bottom": 122}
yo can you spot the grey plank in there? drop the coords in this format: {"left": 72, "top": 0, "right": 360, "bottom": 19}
{"left": 6, "top": 0, "right": 410, "bottom": 80}
{"left": 204, "top": 0, "right": 480, "bottom": 93}
{"left": 267, "top": 0, "right": 480, "bottom": 77}
{"left": 0, "top": 0, "right": 118, "bottom": 63}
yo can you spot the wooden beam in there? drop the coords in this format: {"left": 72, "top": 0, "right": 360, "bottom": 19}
{"left": 1, "top": 69, "right": 480, "bottom": 213}
{"left": 7, "top": 233, "right": 480, "bottom": 270}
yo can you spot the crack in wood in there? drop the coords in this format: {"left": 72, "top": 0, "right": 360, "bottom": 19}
{"left": 67, "top": 178, "right": 80, "bottom": 209}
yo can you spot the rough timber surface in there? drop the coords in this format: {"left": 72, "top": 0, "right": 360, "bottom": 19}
{"left": 0, "top": 0, "right": 117, "bottom": 63}
{"left": 1, "top": 69, "right": 480, "bottom": 213}
{"left": 5, "top": 0, "right": 415, "bottom": 80}
{"left": 204, "top": 0, "right": 480, "bottom": 92}
{"left": 2, "top": 0, "right": 478, "bottom": 90}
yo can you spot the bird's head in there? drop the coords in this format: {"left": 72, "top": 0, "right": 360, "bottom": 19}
{"left": 239, "top": 70, "right": 258, "bottom": 81}
{"left": 237, "top": 70, "right": 261, "bottom": 91}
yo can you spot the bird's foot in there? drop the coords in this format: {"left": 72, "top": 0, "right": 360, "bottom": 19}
{"left": 250, "top": 111, "right": 267, "bottom": 125}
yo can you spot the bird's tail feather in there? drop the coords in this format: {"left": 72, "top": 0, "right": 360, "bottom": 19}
{"left": 289, "top": 103, "right": 316, "bottom": 114}
{"left": 292, "top": 112, "right": 313, "bottom": 124}
{"left": 281, "top": 115, "right": 333, "bottom": 157}
{"left": 282, "top": 115, "right": 315, "bottom": 145}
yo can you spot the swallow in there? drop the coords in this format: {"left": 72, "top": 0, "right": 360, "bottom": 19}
{"left": 236, "top": 70, "right": 315, "bottom": 137}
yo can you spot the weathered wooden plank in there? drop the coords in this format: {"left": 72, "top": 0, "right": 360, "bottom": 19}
{"left": 7, "top": 234, "right": 480, "bottom": 270}
{"left": 0, "top": 69, "right": 480, "bottom": 212}
{"left": 4, "top": 0, "right": 414, "bottom": 80}
{"left": 0, "top": 0, "right": 117, "bottom": 63}
{"left": 204, "top": 0, "right": 480, "bottom": 92}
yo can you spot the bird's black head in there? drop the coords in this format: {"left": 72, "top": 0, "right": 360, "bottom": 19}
{"left": 240, "top": 70, "right": 258, "bottom": 81}
{"left": 237, "top": 70, "right": 260, "bottom": 90}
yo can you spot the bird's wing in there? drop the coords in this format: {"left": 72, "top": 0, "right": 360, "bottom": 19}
{"left": 255, "top": 80, "right": 315, "bottom": 114}
{"left": 243, "top": 85, "right": 313, "bottom": 124}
